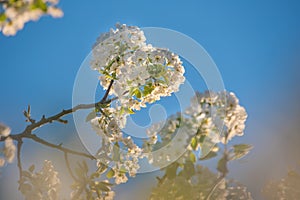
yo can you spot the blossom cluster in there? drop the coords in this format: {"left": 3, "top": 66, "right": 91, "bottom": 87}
{"left": 143, "top": 113, "right": 189, "bottom": 166}
{"left": 185, "top": 91, "right": 247, "bottom": 144}
{"left": 0, "top": 0, "right": 63, "bottom": 36}
{"left": 89, "top": 24, "right": 185, "bottom": 184}
{"left": 0, "top": 123, "right": 16, "bottom": 167}
{"left": 19, "top": 160, "right": 61, "bottom": 200}
{"left": 91, "top": 23, "right": 185, "bottom": 127}
{"left": 143, "top": 91, "right": 247, "bottom": 166}
{"left": 91, "top": 116, "right": 142, "bottom": 185}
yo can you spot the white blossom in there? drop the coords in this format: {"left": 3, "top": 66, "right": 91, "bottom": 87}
{"left": 0, "top": 157, "right": 5, "bottom": 167}
{"left": 0, "top": 123, "right": 16, "bottom": 167}
{"left": 90, "top": 23, "right": 186, "bottom": 182}
{"left": 184, "top": 91, "right": 247, "bottom": 144}
{"left": 0, "top": 0, "right": 63, "bottom": 36}
{"left": 3, "top": 137, "right": 16, "bottom": 163}
{"left": 19, "top": 160, "right": 61, "bottom": 200}
{"left": 114, "top": 171, "right": 128, "bottom": 185}
{"left": 47, "top": 7, "right": 63, "bottom": 18}
{"left": 0, "top": 123, "right": 11, "bottom": 137}
{"left": 143, "top": 91, "right": 247, "bottom": 166}
{"left": 91, "top": 24, "right": 185, "bottom": 118}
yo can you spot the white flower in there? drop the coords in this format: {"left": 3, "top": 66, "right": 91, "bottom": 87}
{"left": 0, "top": 123, "right": 11, "bottom": 137}
{"left": 183, "top": 91, "right": 247, "bottom": 144}
{"left": 3, "top": 137, "right": 16, "bottom": 163}
{"left": 113, "top": 167, "right": 128, "bottom": 184}
{"left": 105, "top": 191, "right": 115, "bottom": 200}
{"left": 0, "top": 158, "right": 5, "bottom": 167}
{"left": 1, "top": 0, "right": 63, "bottom": 36}
{"left": 149, "top": 49, "right": 166, "bottom": 65}
{"left": 131, "top": 49, "right": 148, "bottom": 64}
{"left": 19, "top": 160, "right": 61, "bottom": 200}
{"left": 91, "top": 24, "right": 185, "bottom": 118}
{"left": 47, "top": 7, "right": 63, "bottom": 18}
{"left": 143, "top": 91, "right": 248, "bottom": 166}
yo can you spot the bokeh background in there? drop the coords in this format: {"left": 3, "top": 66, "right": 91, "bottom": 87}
{"left": 1, "top": 0, "right": 300, "bottom": 199}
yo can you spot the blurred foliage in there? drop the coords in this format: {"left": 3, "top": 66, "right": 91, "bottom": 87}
{"left": 263, "top": 166, "right": 300, "bottom": 200}
{"left": 70, "top": 160, "right": 114, "bottom": 200}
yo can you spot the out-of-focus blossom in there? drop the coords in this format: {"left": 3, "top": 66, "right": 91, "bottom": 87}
{"left": 19, "top": 160, "right": 61, "bottom": 200}
{"left": 0, "top": 157, "right": 5, "bottom": 167}
{"left": 3, "top": 137, "right": 16, "bottom": 163}
{"left": 0, "top": 123, "right": 11, "bottom": 137}
{"left": 143, "top": 91, "right": 247, "bottom": 166}
{"left": 0, "top": 0, "right": 63, "bottom": 36}
{"left": 184, "top": 91, "right": 247, "bottom": 144}
{"left": 0, "top": 123, "right": 16, "bottom": 167}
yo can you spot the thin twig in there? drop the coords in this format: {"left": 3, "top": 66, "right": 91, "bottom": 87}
{"left": 205, "top": 175, "right": 226, "bottom": 200}
{"left": 0, "top": 79, "right": 116, "bottom": 184}
{"left": 71, "top": 186, "right": 85, "bottom": 200}
{"left": 0, "top": 80, "right": 117, "bottom": 144}
{"left": 205, "top": 146, "right": 229, "bottom": 200}
{"left": 64, "top": 152, "right": 78, "bottom": 181}
{"left": 16, "top": 140, "right": 23, "bottom": 180}
{"left": 22, "top": 134, "right": 95, "bottom": 160}
{"left": 100, "top": 80, "right": 114, "bottom": 103}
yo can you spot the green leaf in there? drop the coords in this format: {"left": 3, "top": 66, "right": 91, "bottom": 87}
{"left": 135, "top": 89, "right": 142, "bottom": 99}
{"left": 96, "top": 182, "right": 111, "bottom": 192}
{"left": 199, "top": 135, "right": 205, "bottom": 143}
{"left": 190, "top": 137, "right": 198, "bottom": 150}
{"left": 217, "top": 157, "right": 228, "bottom": 175}
{"left": 119, "top": 107, "right": 125, "bottom": 115}
{"left": 119, "top": 166, "right": 127, "bottom": 174}
{"left": 19, "top": 183, "right": 32, "bottom": 193}
{"left": 143, "top": 84, "right": 155, "bottom": 96}
{"left": 105, "top": 74, "right": 114, "bottom": 80}
{"left": 75, "top": 167, "right": 83, "bottom": 178}
{"left": 130, "top": 88, "right": 142, "bottom": 99}
{"left": 129, "top": 87, "right": 135, "bottom": 96}
{"left": 165, "top": 162, "right": 179, "bottom": 180}
{"left": 28, "top": 165, "right": 35, "bottom": 173}
{"left": 96, "top": 163, "right": 108, "bottom": 175}
{"left": 90, "top": 172, "right": 100, "bottom": 179}
{"left": 231, "top": 144, "right": 253, "bottom": 160}
{"left": 99, "top": 69, "right": 106, "bottom": 74}
{"left": 189, "top": 152, "right": 196, "bottom": 163}
{"left": 100, "top": 181, "right": 113, "bottom": 186}
{"left": 106, "top": 169, "right": 115, "bottom": 179}
{"left": 85, "top": 111, "right": 96, "bottom": 122}
{"left": 22, "top": 171, "right": 32, "bottom": 178}
{"left": 112, "top": 142, "right": 120, "bottom": 161}
{"left": 0, "top": 13, "right": 6, "bottom": 22}
{"left": 82, "top": 160, "right": 88, "bottom": 174}
{"left": 182, "top": 160, "right": 195, "bottom": 178}
{"left": 32, "top": 0, "right": 47, "bottom": 11}
{"left": 162, "top": 75, "right": 169, "bottom": 84}
{"left": 127, "top": 107, "right": 135, "bottom": 114}
{"left": 200, "top": 151, "right": 218, "bottom": 161}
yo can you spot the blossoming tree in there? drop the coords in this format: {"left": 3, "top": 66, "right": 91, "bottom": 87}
{"left": 0, "top": 23, "right": 257, "bottom": 200}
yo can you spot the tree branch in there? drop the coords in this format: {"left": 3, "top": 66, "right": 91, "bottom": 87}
{"left": 100, "top": 80, "right": 114, "bottom": 103}
{"left": 22, "top": 134, "right": 95, "bottom": 160}
{"left": 0, "top": 80, "right": 116, "bottom": 144}
{"left": 16, "top": 140, "right": 23, "bottom": 180}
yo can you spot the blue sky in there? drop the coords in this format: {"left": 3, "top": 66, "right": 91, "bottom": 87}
{"left": 1, "top": 0, "right": 300, "bottom": 199}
